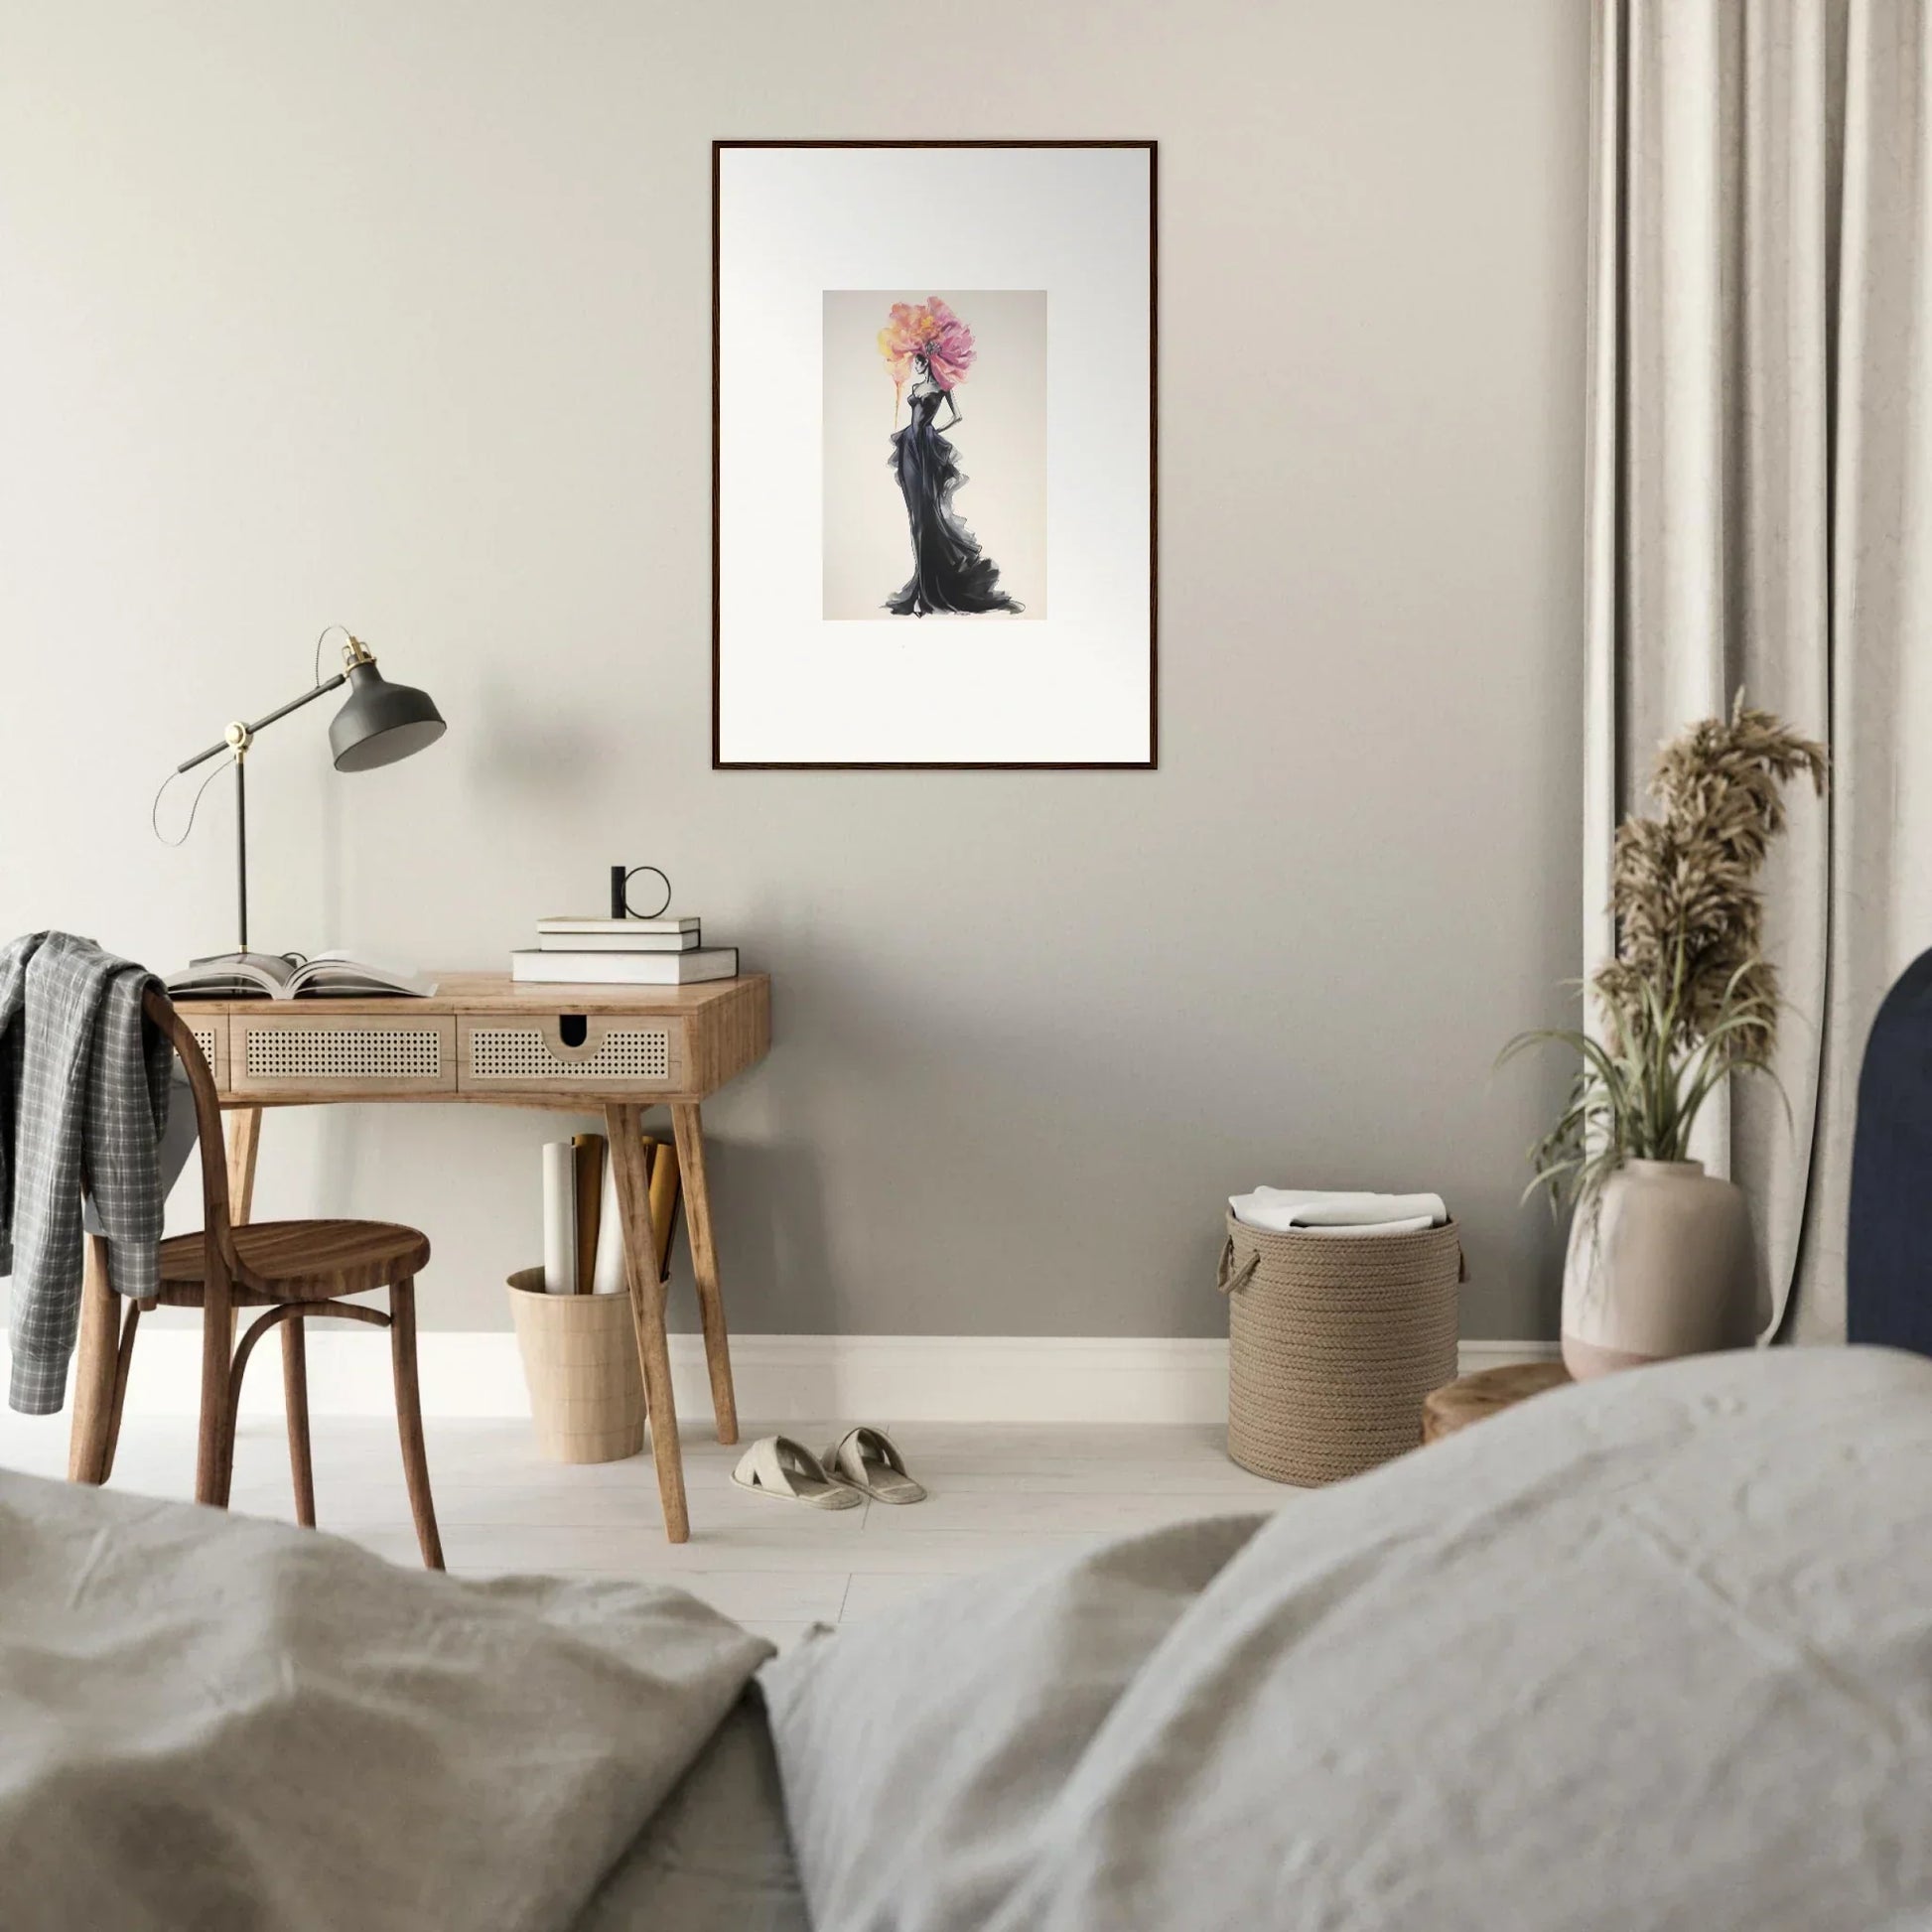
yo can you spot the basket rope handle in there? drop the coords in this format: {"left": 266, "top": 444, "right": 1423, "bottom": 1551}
{"left": 1216, "top": 1237, "right": 1261, "bottom": 1297}
{"left": 1218, "top": 1232, "right": 1465, "bottom": 1292}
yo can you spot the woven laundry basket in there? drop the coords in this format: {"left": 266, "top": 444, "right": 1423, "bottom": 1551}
{"left": 1218, "top": 1214, "right": 1462, "bottom": 1485}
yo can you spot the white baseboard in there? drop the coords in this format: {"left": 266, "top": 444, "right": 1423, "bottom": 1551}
{"left": 38, "top": 1330, "right": 1561, "bottom": 1427}
{"left": 1455, "top": 1338, "right": 1564, "bottom": 1375}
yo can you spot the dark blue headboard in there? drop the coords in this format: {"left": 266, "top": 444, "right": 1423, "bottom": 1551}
{"left": 1848, "top": 947, "right": 1932, "bottom": 1356}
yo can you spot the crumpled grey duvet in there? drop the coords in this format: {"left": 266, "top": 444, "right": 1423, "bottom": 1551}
{"left": 0, "top": 1470, "right": 779, "bottom": 1932}
{"left": 761, "top": 1346, "right": 1932, "bottom": 1931}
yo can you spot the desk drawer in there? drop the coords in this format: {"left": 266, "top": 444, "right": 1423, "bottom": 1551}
{"left": 180, "top": 1016, "right": 228, "bottom": 1090}
{"left": 459, "top": 1015, "right": 687, "bottom": 1094}
{"left": 230, "top": 1015, "right": 457, "bottom": 1095}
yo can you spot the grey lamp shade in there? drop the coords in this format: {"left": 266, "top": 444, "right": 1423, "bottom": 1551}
{"left": 329, "top": 661, "right": 447, "bottom": 771}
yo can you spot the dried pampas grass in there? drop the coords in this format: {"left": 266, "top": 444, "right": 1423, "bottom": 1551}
{"left": 1596, "top": 697, "right": 1827, "bottom": 1063}
{"left": 1502, "top": 695, "right": 1827, "bottom": 1206}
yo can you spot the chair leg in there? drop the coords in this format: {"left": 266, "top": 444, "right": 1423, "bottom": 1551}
{"left": 68, "top": 1235, "right": 119, "bottom": 1483}
{"left": 282, "top": 1317, "right": 316, "bottom": 1528}
{"left": 387, "top": 1277, "right": 443, "bottom": 1570}
{"left": 196, "top": 1285, "right": 236, "bottom": 1508}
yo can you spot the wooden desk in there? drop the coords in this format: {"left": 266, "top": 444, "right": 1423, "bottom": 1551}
{"left": 134, "top": 972, "right": 770, "bottom": 1543}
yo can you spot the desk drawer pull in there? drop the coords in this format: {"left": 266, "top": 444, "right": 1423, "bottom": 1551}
{"left": 470, "top": 1025, "right": 670, "bottom": 1081}
{"left": 245, "top": 1027, "right": 444, "bottom": 1080}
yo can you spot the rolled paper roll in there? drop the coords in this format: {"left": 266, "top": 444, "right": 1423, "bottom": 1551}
{"left": 590, "top": 1150, "right": 627, "bottom": 1294}
{"left": 647, "top": 1137, "right": 681, "bottom": 1284}
{"left": 541, "top": 1141, "right": 578, "bottom": 1295}
{"left": 571, "top": 1134, "right": 606, "bottom": 1295}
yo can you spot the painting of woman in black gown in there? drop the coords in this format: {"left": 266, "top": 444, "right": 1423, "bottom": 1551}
{"left": 820, "top": 289, "right": 1045, "bottom": 622}
{"left": 876, "top": 298, "right": 1023, "bottom": 618}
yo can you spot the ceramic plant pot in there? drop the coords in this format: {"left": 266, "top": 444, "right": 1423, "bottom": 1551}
{"left": 1560, "top": 1160, "right": 1756, "bottom": 1379}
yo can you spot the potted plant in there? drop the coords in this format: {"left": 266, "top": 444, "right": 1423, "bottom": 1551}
{"left": 1503, "top": 697, "right": 1828, "bottom": 1377}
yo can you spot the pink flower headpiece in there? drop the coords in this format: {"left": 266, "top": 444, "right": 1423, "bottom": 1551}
{"left": 878, "top": 297, "right": 976, "bottom": 401}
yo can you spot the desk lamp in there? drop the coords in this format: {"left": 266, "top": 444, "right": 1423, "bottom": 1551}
{"left": 159, "top": 626, "right": 446, "bottom": 970}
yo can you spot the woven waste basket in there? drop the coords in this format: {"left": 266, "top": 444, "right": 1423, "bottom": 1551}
{"left": 1217, "top": 1214, "right": 1463, "bottom": 1485}
{"left": 507, "top": 1268, "right": 645, "bottom": 1463}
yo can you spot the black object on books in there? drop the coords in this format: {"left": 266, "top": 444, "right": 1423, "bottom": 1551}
{"left": 611, "top": 865, "right": 673, "bottom": 920}
{"left": 511, "top": 947, "right": 738, "bottom": 987}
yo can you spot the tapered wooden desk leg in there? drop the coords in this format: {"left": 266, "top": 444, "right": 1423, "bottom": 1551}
{"left": 223, "top": 1106, "right": 261, "bottom": 1362}
{"left": 68, "top": 1234, "right": 118, "bottom": 1483}
{"left": 225, "top": 1106, "right": 261, "bottom": 1222}
{"left": 670, "top": 1102, "right": 738, "bottom": 1447}
{"left": 608, "top": 1103, "right": 689, "bottom": 1542}
{"left": 101, "top": 1300, "right": 141, "bottom": 1483}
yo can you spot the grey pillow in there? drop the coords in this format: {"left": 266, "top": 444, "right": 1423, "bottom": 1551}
{"left": 761, "top": 1349, "right": 1932, "bottom": 1932}
{"left": 758, "top": 1513, "right": 1264, "bottom": 1932}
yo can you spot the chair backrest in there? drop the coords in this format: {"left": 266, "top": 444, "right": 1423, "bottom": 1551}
{"left": 142, "top": 986, "right": 244, "bottom": 1291}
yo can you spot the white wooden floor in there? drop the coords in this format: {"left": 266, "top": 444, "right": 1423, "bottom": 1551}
{"left": 0, "top": 1411, "right": 1296, "bottom": 1649}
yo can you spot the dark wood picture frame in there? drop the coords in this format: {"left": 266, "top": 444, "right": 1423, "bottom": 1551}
{"left": 712, "top": 138, "right": 1159, "bottom": 770}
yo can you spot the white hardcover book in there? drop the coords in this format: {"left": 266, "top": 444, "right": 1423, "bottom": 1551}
{"left": 540, "top": 1141, "right": 579, "bottom": 1294}
{"left": 590, "top": 1154, "right": 628, "bottom": 1294}
{"left": 511, "top": 947, "right": 740, "bottom": 986}
{"left": 535, "top": 928, "right": 699, "bottom": 953}
{"left": 537, "top": 915, "right": 701, "bottom": 934}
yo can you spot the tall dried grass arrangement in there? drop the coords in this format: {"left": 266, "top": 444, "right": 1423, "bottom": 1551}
{"left": 1502, "top": 695, "right": 1828, "bottom": 1207}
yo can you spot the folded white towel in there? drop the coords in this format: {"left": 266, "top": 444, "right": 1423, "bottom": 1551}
{"left": 1228, "top": 1188, "right": 1448, "bottom": 1235}
{"left": 1286, "top": 1216, "right": 1436, "bottom": 1239}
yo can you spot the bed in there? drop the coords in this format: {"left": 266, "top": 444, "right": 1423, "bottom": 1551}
{"left": 5, "top": 1345, "right": 1930, "bottom": 1930}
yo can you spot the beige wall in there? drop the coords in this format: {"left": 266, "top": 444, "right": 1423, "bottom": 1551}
{"left": 0, "top": 0, "right": 1587, "bottom": 1339}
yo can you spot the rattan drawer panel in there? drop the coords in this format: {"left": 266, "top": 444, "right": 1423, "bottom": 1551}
{"left": 459, "top": 1015, "right": 687, "bottom": 1094}
{"left": 230, "top": 1015, "right": 457, "bottom": 1094}
{"left": 181, "top": 1016, "right": 228, "bottom": 1089}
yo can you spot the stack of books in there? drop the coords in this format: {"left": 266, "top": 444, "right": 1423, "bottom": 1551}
{"left": 511, "top": 915, "right": 740, "bottom": 986}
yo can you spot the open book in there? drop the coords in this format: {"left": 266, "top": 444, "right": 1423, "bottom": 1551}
{"left": 165, "top": 951, "right": 437, "bottom": 1000}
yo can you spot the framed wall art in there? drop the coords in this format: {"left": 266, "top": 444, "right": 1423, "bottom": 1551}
{"left": 713, "top": 139, "right": 1157, "bottom": 768}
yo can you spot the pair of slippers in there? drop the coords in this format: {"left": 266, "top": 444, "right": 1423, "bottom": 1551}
{"left": 732, "top": 1427, "right": 925, "bottom": 1509}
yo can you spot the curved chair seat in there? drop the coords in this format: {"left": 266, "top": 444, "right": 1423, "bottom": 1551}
{"left": 159, "top": 1219, "right": 431, "bottom": 1301}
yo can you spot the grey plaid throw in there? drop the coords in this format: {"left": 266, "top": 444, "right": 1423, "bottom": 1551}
{"left": 1, "top": 934, "right": 172, "bottom": 1414}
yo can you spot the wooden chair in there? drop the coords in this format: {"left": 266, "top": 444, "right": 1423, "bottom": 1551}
{"left": 67, "top": 988, "right": 444, "bottom": 1569}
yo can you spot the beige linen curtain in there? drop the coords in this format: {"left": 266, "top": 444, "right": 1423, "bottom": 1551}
{"left": 1586, "top": 0, "right": 1932, "bottom": 1342}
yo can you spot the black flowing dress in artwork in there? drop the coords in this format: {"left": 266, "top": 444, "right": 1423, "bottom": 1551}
{"left": 886, "top": 387, "right": 1023, "bottom": 616}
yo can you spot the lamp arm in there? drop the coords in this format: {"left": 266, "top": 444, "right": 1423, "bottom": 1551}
{"left": 175, "top": 671, "right": 348, "bottom": 774}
